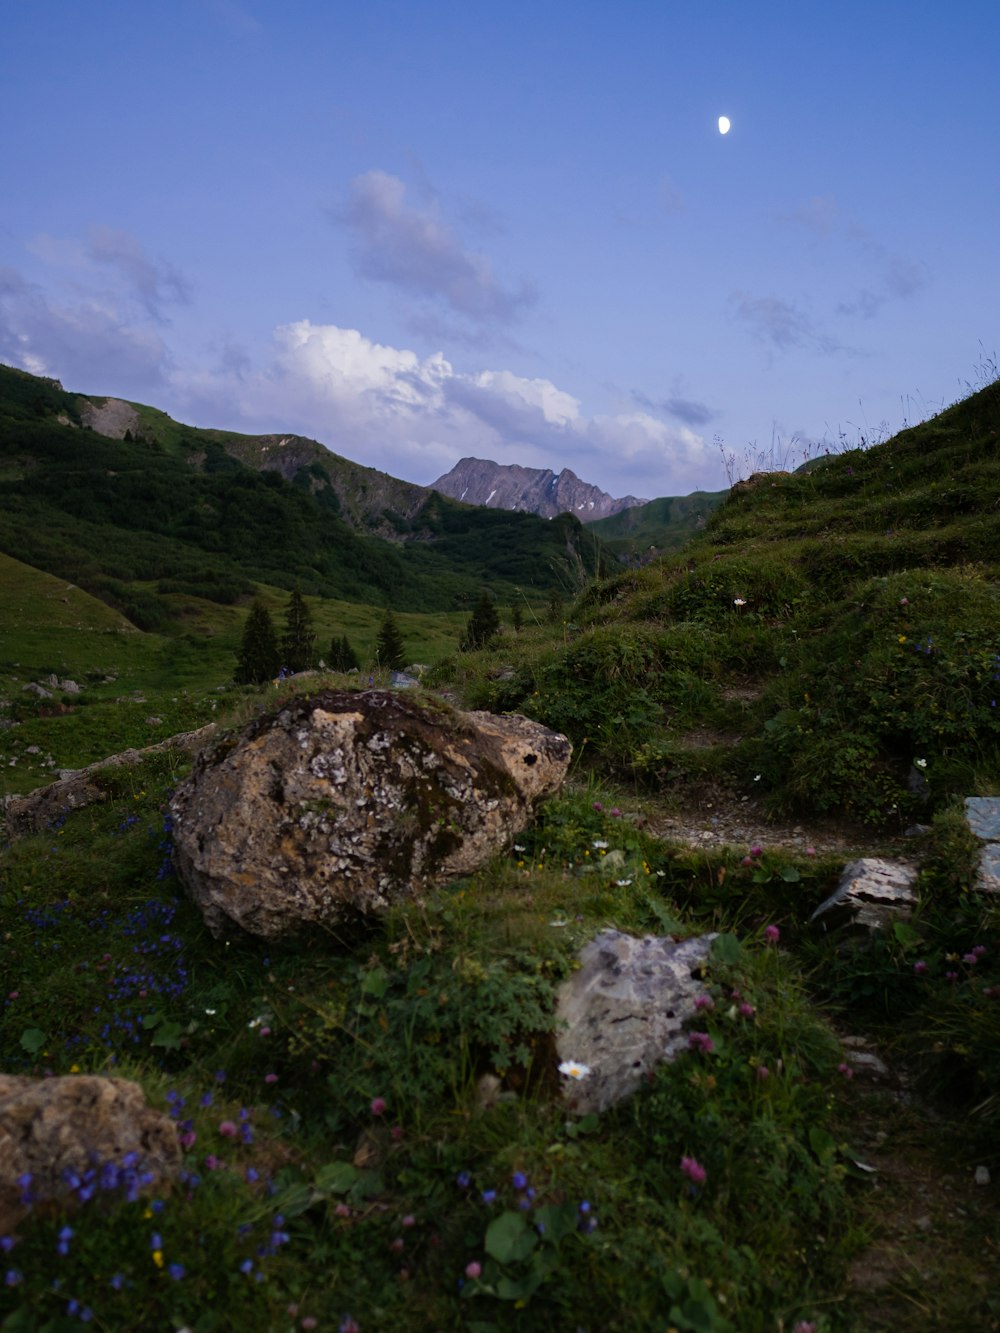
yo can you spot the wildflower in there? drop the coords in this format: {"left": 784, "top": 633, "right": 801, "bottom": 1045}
{"left": 738, "top": 1002, "right": 756, "bottom": 1019}
{"left": 481, "top": 1189, "right": 497, "bottom": 1204}
{"left": 339, "top": 1319, "right": 360, "bottom": 1333}
{"left": 913, "top": 960, "right": 928, "bottom": 975}
{"left": 370, "top": 1096, "right": 387, "bottom": 1116}
{"left": 168, "top": 1263, "right": 185, "bottom": 1280}
{"left": 56, "top": 1225, "right": 74, "bottom": 1255}
{"left": 610, "top": 807, "right": 622, "bottom": 818}
{"left": 512, "top": 1170, "right": 528, "bottom": 1190}
{"left": 302, "top": 1320, "right": 318, "bottom": 1331}
{"left": 946, "top": 971, "right": 958, "bottom": 983}
{"left": 5, "top": 1270, "right": 23, "bottom": 1287}
{"left": 465, "top": 1260, "right": 482, "bottom": 1279}
{"left": 592, "top": 801, "right": 603, "bottom": 812}
{"left": 688, "top": 1031, "right": 714, "bottom": 1054}
{"left": 805, "top": 846, "right": 816, "bottom": 857}
{"left": 402, "top": 1214, "right": 415, "bottom": 1228}
{"left": 756, "top": 1064, "right": 770, "bottom": 1080}
{"left": 218, "top": 1120, "right": 238, "bottom": 1138}
{"left": 792, "top": 1323, "right": 817, "bottom": 1333}
{"left": 592, "top": 839, "right": 608, "bottom": 850}
{"left": 693, "top": 994, "right": 715, "bottom": 1011}
{"left": 750, "top": 844, "right": 763, "bottom": 858}
{"left": 615, "top": 878, "right": 633, "bottom": 887}
{"left": 764, "top": 924, "right": 780, "bottom": 944}
{"left": 914, "top": 758, "right": 927, "bottom": 769}
{"left": 152, "top": 1249, "right": 164, "bottom": 1268}
{"left": 264, "top": 1073, "right": 278, "bottom": 1084}
{"left": 964, "top": 952, "right": 979, "bottom": 966}
{"left": 680, "top": 1156, "right": 707, "bottom": 1186}
{"left": 733, "top": 598, "right": 746, "bottom": 606}
{"left": 391, "top": 1124, "right": 403, "bottom": 1141}
{"left": 558, "top": 1060, "right": 591, "bottom": 1079}
{"left": 456, "top": 1170, "right": 471, "bottom": 1189}
{"left": 837, "top": 1062, "right": 854, "bottom": 1079}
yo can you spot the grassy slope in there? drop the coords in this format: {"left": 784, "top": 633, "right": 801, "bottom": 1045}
{"left": 0, "top": 381, "right": 998, "bottom": 1330}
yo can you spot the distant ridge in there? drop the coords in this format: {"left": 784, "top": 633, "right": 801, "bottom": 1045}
{"left": 431, "top": 457, "right": 647, "bottom": 521}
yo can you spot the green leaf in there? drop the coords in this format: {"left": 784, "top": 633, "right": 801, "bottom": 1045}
{"left": 892, "top": 919, "right": 923, "bottom": 952}
{"left": 809, "top": 1125, "right": 837, "bottom": 1163}
{"left": 779, "top": 865, "right": 801, "bottom": 882}
{"left": 485, "top": 1210, "right": 538, "bottom": 1264}
{"left": 533, "top": 1200, "right": 579, "bottom": 1247}
{"left": 644, "top": 894, "right": 685, "bottom": 934}
{"left": 496, "top": 1271, "right": 543, "bottom": 1302}
{"left": 314, "top": 1161, "right": 358, "bottom": 1195}
{"left": 19, "top": 1028, "right": 46, "bottom": 1055}
{"left": 140, "top": 1011, "right": 163, "bottom": 1030}
{"left": 711, "top": 933, "right": 742, "bottom": 964}
{"left": 360, "top": 967, "right": 390, "bottom": 998}
{"left": 151, "top": 1021, "right": 183, "bottom": 1049}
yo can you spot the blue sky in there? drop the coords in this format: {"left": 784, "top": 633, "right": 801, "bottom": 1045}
{"left": 2, "top": 1, "right": 998, "bottom": 500}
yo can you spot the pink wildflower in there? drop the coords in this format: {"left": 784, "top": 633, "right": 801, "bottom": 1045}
{"left": 465, "top": 1260, "right": 482, "bottom": 1279}
{"left": 738, "top": 1002, "right": 756, "bottom": 1018}
{"left": 693, "top": 994, "right": 715, "bottom": 1011}
{"left": 837, "top": 1062, "right": 854, "bottom": 1079}
{"left": 756, "top": 1064, "right": 770, "bottom": 1080}
{"left": 218, "top": 1120, "right": 238, "bottom": 1138}
{"left": 370, "top": 1096, "right": 387, "bottom": 1116}
{"left": 688, "top": 1031, "right": 714, "bottom": 1054}
{"left": 913, "top": 960, "right": 928, "bottom": 975}
{"left": 764, "top": 924, "right": 780, "bottom": 944}
{"left": 749, "top": 844, "right": 763, "bottom": 858}
{"left": 680, "top": 1156, "right": 707, "bottom": 1186}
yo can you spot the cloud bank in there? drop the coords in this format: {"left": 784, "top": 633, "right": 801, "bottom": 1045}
{"left": 191, "top": 320, "right": 717, "bottom": 498}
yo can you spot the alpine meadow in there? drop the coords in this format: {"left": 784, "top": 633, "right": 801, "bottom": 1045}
{"left": 1, "top": 361, "right": 999, "bottom": 1332}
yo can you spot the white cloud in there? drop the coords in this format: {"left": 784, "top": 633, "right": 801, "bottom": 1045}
{"left": 338, "top": 171, "right": 537, "bottom": 328}
{"left": 185, "top": 319, "right": 719, "bottom": 498}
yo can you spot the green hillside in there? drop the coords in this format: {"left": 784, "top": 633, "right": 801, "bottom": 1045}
{"left": 0, "top": 364, "right": 605, "bottom": 624}
{"left": 1, "top": 373, "right": 999, "bottom": 1330}
{"left": 446, "top": 377, "right": 1000, "bottom": 829}
{"left": 588, "top": 488, "right": 726, "bottom": 559}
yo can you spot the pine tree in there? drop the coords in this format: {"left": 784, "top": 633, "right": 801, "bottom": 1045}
{"left": 375, "top": 610, "right": 406, "bottom": 671}
{"left": 460, "top": 591, "right": 502, "bottom": 652}
{"left": 234, "top": 599, "right": 280, "bottom": 684}
{"left": 329, "top": 633, "right": 360, "bottom": 672}
{"left": 281, "top": 585, "right": 316, "bottom": 672}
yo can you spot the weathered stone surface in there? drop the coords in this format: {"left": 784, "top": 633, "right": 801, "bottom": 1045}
{"left": 5, "top": 724, "right": 217, "bottom": 839}
{"left": 555, "top": 929, "right": 717, "bottom": 1115}
{"left": 963, "top": 798, "right": 1000, "bottom": 894}
{"left": 0, "top": 1075, "right": 180, "bottom": 1230}
{"left": 810, "top": 857, "right": 919, "bottom": 932}
{"left": 170, "top": 689, "right": 571, "bottom": 940}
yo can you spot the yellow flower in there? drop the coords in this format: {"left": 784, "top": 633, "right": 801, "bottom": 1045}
{"left": 152, "top": 1250, "right": 164, "bottom": 1268}
{"left": 898, "top": 635, "right": 907, "bottom": 643}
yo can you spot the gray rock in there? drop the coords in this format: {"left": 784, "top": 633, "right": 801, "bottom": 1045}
{"left": 976, "top": 845, "right": 1000, "bottom": 895}
{"left": 170, "top": 689, "right": 571, "bottom": 941}
{"left": 810, "top": 858, "right": 919, "bottom": 932}
{"left": 554, "top": 929, "right": 717, "bottom": 1115}
{"left": 964, "top": 797, "right": 1000, "bottom": 841}
{"left": 22, "top": 683, "right": 52, "bottom": 699}
{"left": 59, "top": 679, "right": 81, "bottom": 695}
{"left": 0, "top": 1074, "right": 179, "bottom": 1232}
{"left": 963, "top": 799, "right": 1000, "bottom": 895}
{"left": 5, "top": 724, "right": 217, "bottom": 838}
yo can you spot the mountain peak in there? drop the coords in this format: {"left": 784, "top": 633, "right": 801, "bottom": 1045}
{"left": 431, "top": 457, "right": 646, "bottom": 521}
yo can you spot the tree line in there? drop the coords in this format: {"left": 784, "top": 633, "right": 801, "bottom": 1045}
{"left": 235, "top": 587, "right": 527, "bottom": 685}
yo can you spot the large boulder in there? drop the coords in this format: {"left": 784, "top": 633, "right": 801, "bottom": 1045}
{"left": 555, "top": 929, "right": 717, "bottom": 1115}
{"left": 0, "top": 1075, "right": 180, "bottom": 1230}
{"left": 810, "top": 857, "right": 919, "bottom": 933}
{"left": 170, "top": 689, "right": 571, "bottom": 940}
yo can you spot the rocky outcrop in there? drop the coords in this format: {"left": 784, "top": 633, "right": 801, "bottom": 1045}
{"left": 170, "top": 690, "right": 571, "bottom": 941}
{"left": 431, "top": 457, "right": 647, "bottom": 522}
{"left": 79, "top": 397, "right": 142, "bottom": 439}
{"left": 810, "top": 858, "right": 919, "bottom": 933}
{"left": 964, "top": 797, "right": 1000, "bottom": 894}
{"left": 0, "top": 1075, "right": 180, "bottom": 1230}
{"left": 555, "top": 929, "right": 717, "bottom": 1115}
{"left": 4, "top": 724, "right": 217, "bottom": 839}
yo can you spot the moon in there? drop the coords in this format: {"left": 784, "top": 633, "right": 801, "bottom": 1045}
{"left": 718, "top": 115, "right": 731, "bottom": 135}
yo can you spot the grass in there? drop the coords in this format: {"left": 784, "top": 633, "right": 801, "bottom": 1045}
{"left": 2, "top": 374, "right": 1000, "bottom": 1329}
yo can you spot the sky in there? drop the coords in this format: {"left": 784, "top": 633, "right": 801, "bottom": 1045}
{"left": 2, "top": 1, "right": 999, "bottom": 502}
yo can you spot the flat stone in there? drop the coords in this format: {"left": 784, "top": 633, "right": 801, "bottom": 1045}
{"left": 976, "top": 845, "right": 1000, "bottom": 895}
{"left": 811, "top": 857, "right": 919, "bottom": 932}
{"left": 555, "top": 929, "right": 716, "bottom": 1116}
{"left": 965, "top": 797, "right": 1000, "bottom": 842}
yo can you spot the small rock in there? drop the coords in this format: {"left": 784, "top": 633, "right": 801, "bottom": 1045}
{"left": 915, "top": 1215, "right": 932, "bottom": 1231}
{"left": 974, "top": 1165, "right": 990, "bottom": 1186}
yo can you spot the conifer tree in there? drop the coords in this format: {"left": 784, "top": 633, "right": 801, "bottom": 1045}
{"left": 460, "top": 591, "right": 502, "bottom": 651}
{"left": 234, "top": 599, "right": 280, "bottom": 684}
{"left": 281, "top": 585, "right": 316, "bottom": 672}
{"left": 375, "top": 609, "right": 406, "bottom": 671}
{"left": 329, "top": 633, "right": 360, "bottom": 672}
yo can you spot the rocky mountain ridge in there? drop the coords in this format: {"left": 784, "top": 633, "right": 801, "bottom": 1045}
{"left": 431, "top": 456, "right": 647, "bottom": 521}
